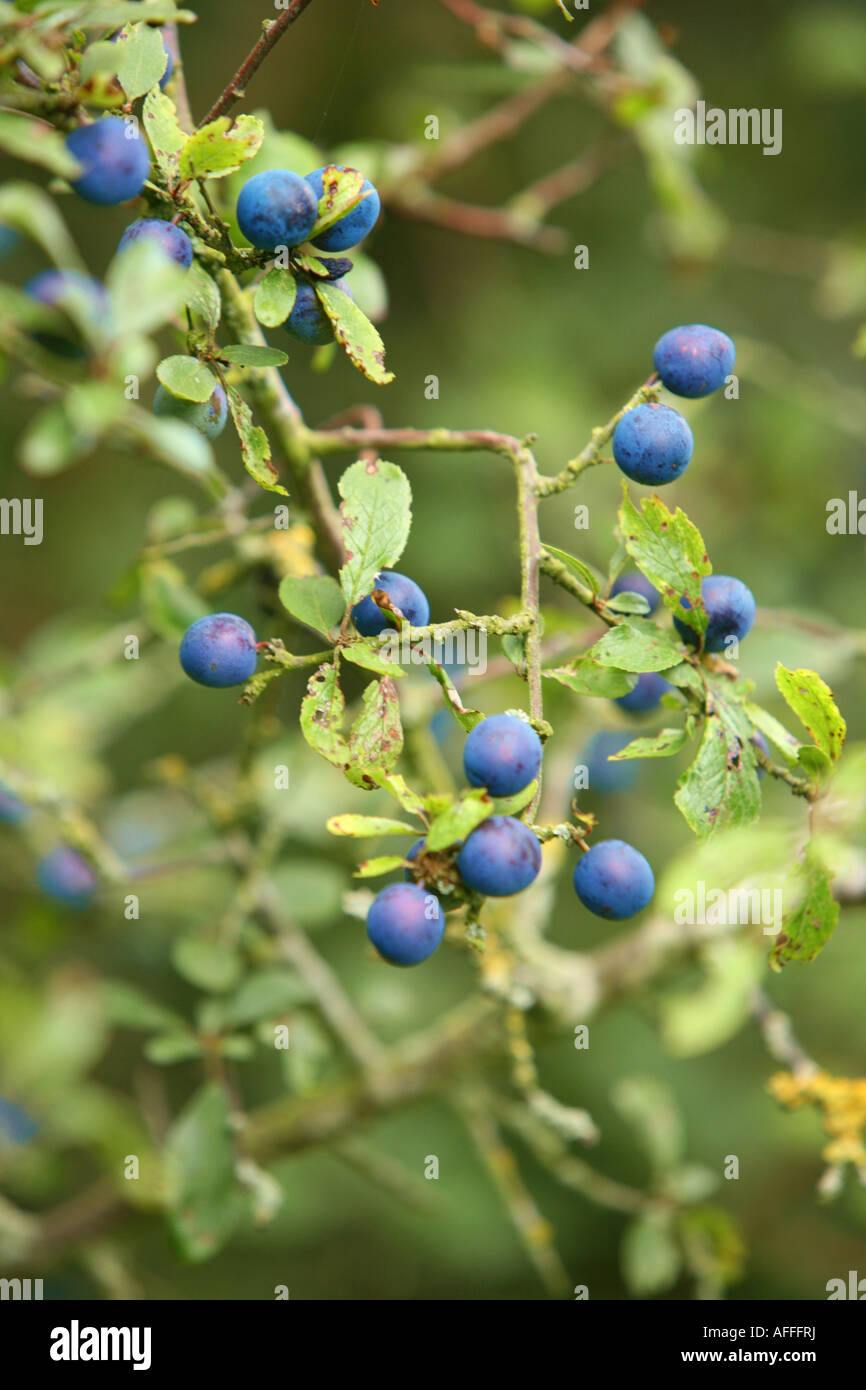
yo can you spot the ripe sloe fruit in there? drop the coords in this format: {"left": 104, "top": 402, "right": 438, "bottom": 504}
{"left": 236, "top": 169, "right": 318, "bottom": 251}
{"left": 463, "top": 713, "right": 542, "bottom": 797}
{"left": 366, "top": 882, "right": 444, "bottom": 966}
{"left": 118, "top": 218, "right": 193, "bottom": 268}
{"left": 457, "top": 816, "right": 541, "bottom": 897}
{"left": 673, "top": 575, "right": 756, "bottom": 652}
{"left": 66, "top": 117, "right": 150, "bottom": 205}
{"left": 610, "top": 570, "right": 660, "bottom": 614}
{"left": 615, "top": 671, "right": 672, "bottom": 715}
{"left": 153, "top": 382, "right": 227, "bottom": 439}
{"left": 613, "top": 402, "right": 693, "bottom": 485}
{"left": 574, "top": 839, "right": 654, "bottom": 919}
{"left": 351, "top": 571, "right": 430, "bottom": 636}
{"left": 37, "top": 846, "right": 97, "bottom": 908}
{"left": 179, "top": 613, "right": 258, "bottom": 688}
{"left": 305, "top": 166, "right": 381, "bottom": 251}
{"left": 653, "top": 324, "right": 735, "bottom": 398}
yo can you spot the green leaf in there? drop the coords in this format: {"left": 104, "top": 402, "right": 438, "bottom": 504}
{"left": 0, "top": 112, "right": 82, "bottom": 178}
{"left": 140, "top": 557, "right": 208, "bottom": 640}
{"left": 660, "top": 938, "right": 762, "bottom": 1057}
{"left": 604, "top": 591, "right": 652, "bottom": 616}
{"left": 184, "top": 261, "right": 221, "bottom": 330}
{"left": 346, "top": 677, "right": 403, "bottom": 787}
{"left": 116, "top": 22, "right": 168, "bottom": 101}
{"left": 220, "top": 970, "right": 310, "bottom": 1028}
{"left": 156, "top": 354, "right": 218, "bottom": 403}
{"left": 609, "top": 727, "right": 687, "bottom": 760}
{"left": 253, "top": 268, "right": 297, "bottom": 328}
{"left": 355, "top": 855, "right": 408, "bottom": 878}
{"left": 619, "top": 485, "right": 711, "bottom": 632}
{"left": 143, "top": 86, "right": 187, "bottom": 182}
{"left": 742, "top": 701, "right": 801, "bottom": 766}
{"left": 493, "top": 780, "right": 539, "bottom": 816}
{"left": 342, "top": 640, "right": 406, "bottom": 678}
{"left": 106, "top": 238, "right": 186, "bottom": 336}
{"left": 774, "top": 664, "right": 846, "bottom": 763}
{"left": 179, "top": 114, "right": 264, "bottom": 181}
{"left": 542, "top": 658, "right": 636, "bottom": 698}
{"left": 316, "top": 280, "right": 394, "bottom": 384}
{"left": 770, "top": 849, "right": 839, "bottom": 969}
{"left": 226, "top": 386, "right": 287, "bottom": 496}
{"left": 165, "top": 1083, "right": 247, "bottom": 1262}
{"left": 541, "top": 543, "right": 601, "bottom": 593}
{"left": 674, "top": 716, "right": 761, "bottom": 839}
{"left": 589, "top": 619, "right": 685, "bottom": 673}
{"left": 145, "top": 1032, "right": 204, "bottom": 1065}
{"left": 612, "top": 1076, "right": 684, "bottom": 1174}
{"left": 309, "top": 164, "right": 366, "bottom": 237}
{"left": 424, "top": 659, "right": 484, "bottom": 731}
{"left": 300, "top": 659, "right": 349, "bottom": 771}
{"left": 365, "top": 771, "right": 427, "bottom": 817}
{"left": 172, "top": 937, "right": 242, "bottom": 994}
{"left": 797, "top": 744, "right": 831, "bottom": 779}
{"left": 0, "top": 182, "right": 82, "bottom": 270}
{"left": 18, "top": 405, "right": 88, "bottom": 477}
{"left": 621, "top": 1211, "right": 682, "bottom": 1296}
{"left": 327, "top": 814, "right": 418, "bottom": 837}
{"left": 278, "top": 574, "right": 344, "bottom": 638}
{"left": 101, "top": 980, "right": 187, "bottom": 1034}
{"left": 220, "top": 343, "right": 288, "bottom": 367}
{"left": 426, "top": 789, "right": 493, "bottom": 852}
{"left": 338, "top": 458, "right": 412, "bottom": 607}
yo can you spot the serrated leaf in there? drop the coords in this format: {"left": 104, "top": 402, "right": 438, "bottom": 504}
{"left": 165, "top": 1083, "right": 247, "bottom": 1262}
{"left": 157, "top": 354, "right": 218, "bottom": 402}
{"left": 354, "top": 855, "right": 408, "bottom": 878}
{"left": 327, "top": 814, "right": 418, "bottom": 837}
{"left": 426, "top": 789, "right": 493, "bottom": 852}
{"left": 220, "top": 344, "right": 288, "bottom": 367}
{"left": 338, "top": 458, "right": 412, "bottom": 606}
{"left": 610, "top": 727, "right": 687, "bottom": 760}
{"left": 619, "top": 486, "right": 711, "bottom": 632}
{"left": 226, "top": 386, "right": 287, "bottom": 496}
{"left": 770, "top": 850, "right": 839, "bottom": 969}
{"left": 0, "top": 112, "right": 82, "bottom": 178}
{"left": 775, "top": 664, "right": 846, "bottom": 763}
{"left": 589, "top": 619, "right": 684, "bottom": 673}
{"left": 179, "top": 113, "right": 264, "bottom": 181}
{"left": 542, "top": 658, "right": 636, "bottom": 698}
{"left": 300, "top": 659, "right": 349, "bottom": 771}
{"left": 116, "top": 22, "right": 167, "bottom": 101}
{"left": 143, "top": 86, "right": 187, "bottom": 181}
{"left": 316, "top": 280, "right": 394, "bottom": 384}
{"left": 309, "top": 164, "right": 365, "bottom": 236}
{"left": 253, "top": 268, "right": 297, "bottom": 328}
{"left": 542, "top": 543, "right": 601, "bottom": 593}
{"left": 674, "top": 716, "right": 761, "bottom": 839}
{"left": 278, "top": 574, "right": 344, "bottom": 638}
{"left": 342, "top": 640, "right": 406, "bottom": 678}
{"left": 346, "top": 677, "right": 403, "bottom": 788}
{"left": 184, "top": 261, "right": 221, "bottom": 329}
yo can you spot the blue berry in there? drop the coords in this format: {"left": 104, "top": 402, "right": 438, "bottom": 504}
{"left": 351, "top": 571, "right": 430, "bottom": 636}
{"left": 751, "top": 730, "right": 769, "bottom": 780}
{"left": 463, "top": 713, "right": 542, "bottom": 797}
{"left": 118, "top": 218, "right": 193, "bottom": 268}
{"left": 66, "top": 117, "right": 150, "bottom": 205}
{"left": 403, "top": 837, "right": 425, "bottom": 881}
{"left": 24, "top": 269, "right": 109, "bottom": 354}
{"left": 613, "top": 402, "right": 693, "bottom": 485}
{"left": 0, "top": 784, "right": 30, "bottom": 824}
{"left": 236, "top": 169, "right": 318, "bottom": 251}
{"left": 0, "top": 1098, "right": 38, "bottom": 1145}
{"left": 366, "top": 882, "right": 444, "bottom": 966}
{"left": 615, "top": 671, "right": 671, "bottom": 715}
{"left": 653, "top": 324, "right": 735, "bottom": 398}
{"left": 610, "top": 570, "right": 660, "bottom": 614}
{"left": 457, "top": 816, "right": 541, "bottom": 897}
{"left": 179, "top": 613, "right": 258, "bottom": 688}
{"left": 673, "top": 575, "right": 756, "bottom": 653}
{"left": 574, "top": 839, "right": 654, "bottom": 920}
{"left": 153, "top": 382, "right": 227, "bottom": 439}
{"left": 37, "top": 846, "right": 97, "bottom": 909}
{"left": 285, "top": 277, "right": 351, "bottom": 345}
{"left": 579, "top": 731, "right": 638, "bottom": 793}
{"left": 305, "top": 166, "right": 381, "bottom": 251}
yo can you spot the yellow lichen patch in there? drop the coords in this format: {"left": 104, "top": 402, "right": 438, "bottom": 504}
{"left": 768, "top": 1069, "right": 866, "bottom": 1169}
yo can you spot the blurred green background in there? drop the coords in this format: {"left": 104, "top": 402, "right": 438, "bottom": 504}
{"left": 1, "top": 0, "right": 866, "bottom": 1300}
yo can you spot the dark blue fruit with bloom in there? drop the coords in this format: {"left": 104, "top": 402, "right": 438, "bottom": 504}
{"left": 66, "top": 117, "right": 150, "bottom": 205}
{"left": 351, "top": 571, "right": 430, "bottom": 636}
{"left": 653, "top": 324, "right": 735, "bottom": 398}
{"left": 463, "top": 713, "right": 543, "bottom": 797}
{"left": 118, "top": 218, "right": 193, "bottom": 268}
{"left": 580, "top": 731, "right": 638, "bottom": 793}
{"left": 305, "top": 166, "right": 381, "bottom": 251}
{"left": 751, "top": 729, "right": 769, "bottom": 779}
{"left": 673, "top": 575, "right": 756, "bottom": 653}
{"left": 615, "top": 671, "right": 671, "bottom": 715}
{"left": 179, "top": 613, "right": 258, "bottom": 688}
{"left": 613, "top": 402, "right": 693, "bottom": 485}
{"left": 236, "top": 169, "right": 319, "bottom": 251}
{"left": 366, "top": 882, "right": 444, "bottom": 966}
{"left": 37, "top": 846, "right": 97, "bottom": 908}
{"left": 403, "top": 837, "right": 425, "bottom": 881}
{"left": 574, "top": 839, "right": 654, "bottom": 920}
{"left": 0, "top": 1097, "right": 38, "bottom": 1145}
{"left": 25, "top": 270, "right": 109, "bottom": 354}
{"left": 610, "top": 570, "right": 660, "bottom": 614}
{"left": 153, "top": 382, "right": 227, "bottom": 439}
{"left": 457, "top": 816, "right": 542, "bottom": 897}
{"left": 285, "top": 278, "right": 351, "bottom": 345}
{"left": 0, "top": 784, "right": 30, "bottom": 823}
